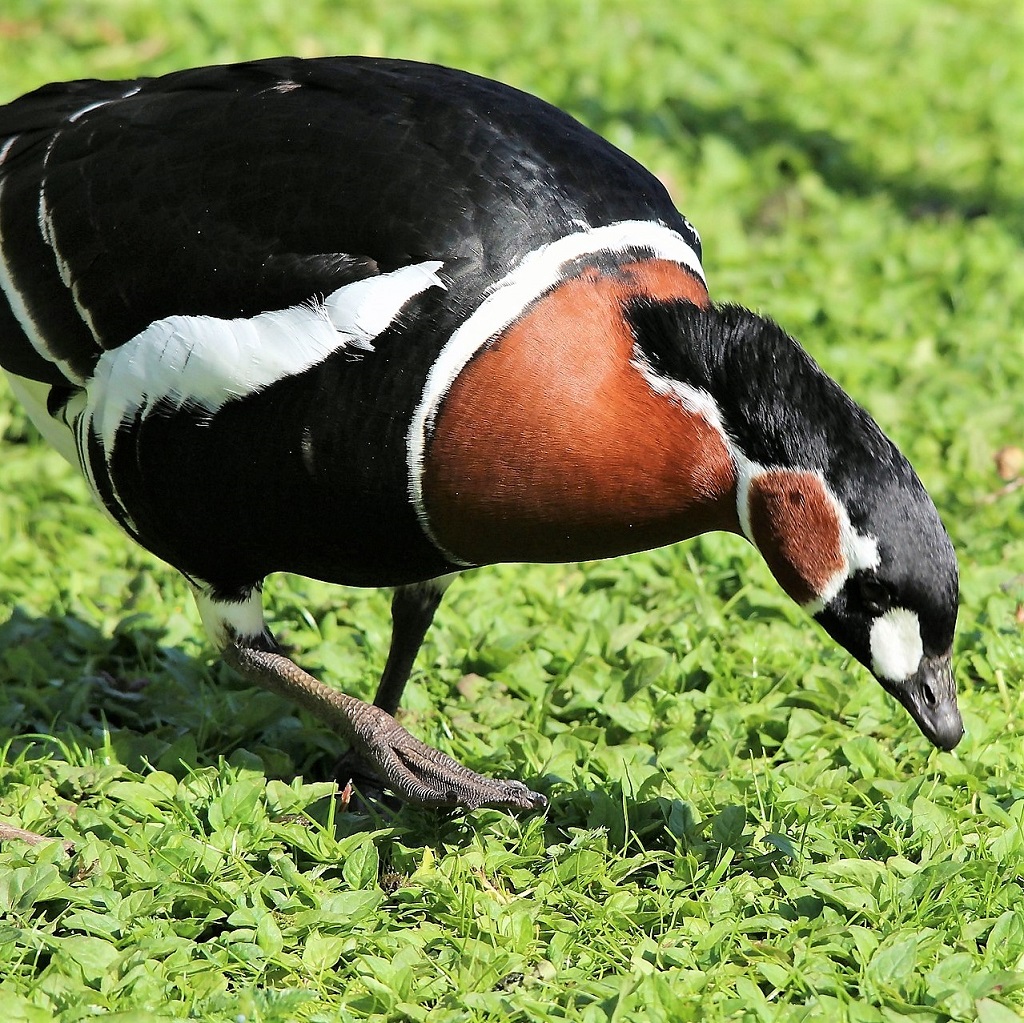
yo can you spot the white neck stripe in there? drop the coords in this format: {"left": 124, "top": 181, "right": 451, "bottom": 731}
{"left": 406, "top": 220, "right": 706, "bottom": 563}
{"left": 576, "top": 337, "right": 880, "bottom": 613}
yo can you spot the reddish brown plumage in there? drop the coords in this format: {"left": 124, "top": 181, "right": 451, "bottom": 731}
{"left": 423, "top": 260, "right": 739, "bottom": 564}
{"left": 746, "top": 470, "right": 844, "bottom": 605}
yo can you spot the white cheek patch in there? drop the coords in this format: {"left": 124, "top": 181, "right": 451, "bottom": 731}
{"left": 870, "top": 607, "right": 923, "bottom": 682}
{"left": 86, "top": 260, "right": 445, "bottom": 460}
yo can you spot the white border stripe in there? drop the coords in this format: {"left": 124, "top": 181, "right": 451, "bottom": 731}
{"left": 406, "top": 220, "right": 706, "bottom": 563}
{"left": 0, "top": 88, "right": 143, "bottom": 379}
{"left": 39, "top": 189, "right": 103, "bottom": 343}
{"left": 0, "top": 170, "right": 85, "bottom": 384}
{"left": 734, "top": 453, "right": 879, "bottom": 614}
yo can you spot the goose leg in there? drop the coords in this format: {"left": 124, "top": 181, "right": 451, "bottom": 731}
{"left": 373, "top": 578, "right": 452, "bottom": 715}
{"left": 224, "top": 642, "right": 544, "bottom": 809}
{"left": 196, "top": 585, "right": 545, "bottom": 811}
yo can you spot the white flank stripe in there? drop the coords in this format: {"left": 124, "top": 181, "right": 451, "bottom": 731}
{"left": 87, "top": 260, "right": 445, "bottom": 459}
{"left": 322, "top": 261, "right": 446, "bottom": 349}
{"left": 407, "top": 220, "right": 706, "bottom": 562}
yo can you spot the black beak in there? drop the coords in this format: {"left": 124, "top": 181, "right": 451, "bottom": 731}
{"left": 883, "top": 652, "right": 963, "bottom": 751}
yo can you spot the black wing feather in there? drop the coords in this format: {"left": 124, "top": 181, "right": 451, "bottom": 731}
{"left": 0, "top": 57, "right": 688, "bottom": 385}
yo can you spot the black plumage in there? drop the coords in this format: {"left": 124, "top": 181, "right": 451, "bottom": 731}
{"left": 0, "top": 57, "right": 960, "bottom": 809}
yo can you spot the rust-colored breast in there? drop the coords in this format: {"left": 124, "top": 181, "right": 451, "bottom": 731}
{"left": 422, "top": 259, "right": 740, "bottom": 565}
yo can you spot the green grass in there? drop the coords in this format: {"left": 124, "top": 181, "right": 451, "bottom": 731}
{"left": 2, "top": 1, "right": 1024, "bottom": 1020}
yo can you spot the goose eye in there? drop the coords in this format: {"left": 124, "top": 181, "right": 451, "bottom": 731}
{"left": 858, "top": 577, "right": 889, "bottom": 614}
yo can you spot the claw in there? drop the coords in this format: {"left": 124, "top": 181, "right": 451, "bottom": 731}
{"left": 226, "top": 642, "right": 547, "bottom": 813}
{"left": 352, "top": 705, "right": 546, "bottom": 810}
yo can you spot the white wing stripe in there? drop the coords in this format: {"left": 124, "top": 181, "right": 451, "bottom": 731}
{"left": 37, "top": 91, "right": 142, "bottom": 345}
{"left": 39, "top": 189, "right": 103, "bottom": 343}
{"left": 86, "top": 260, "right": 446, "bottom": 460}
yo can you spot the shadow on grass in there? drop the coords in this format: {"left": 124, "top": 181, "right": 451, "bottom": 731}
{"left": 0, "top": 605, "right": 350, "bottom": 780}
{"left": 0, "top": 607, "right": 542, "bottom": 845}
{"left": 577, "top": 95, "right": 1019, "bottom": 234}
{"left": 534, "top": 781, "right": 800, "bottom": 881}
{"left": 0, "top": 608, "right": 786, "bottom": 862}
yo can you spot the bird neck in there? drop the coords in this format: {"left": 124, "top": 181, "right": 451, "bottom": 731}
{"left": 625, "top": 299, "right": 892, "bottom": 608}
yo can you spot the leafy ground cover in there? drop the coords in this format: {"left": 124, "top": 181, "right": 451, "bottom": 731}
{"left": 1, "top": 1, "right": 1023, "bottom": 1020}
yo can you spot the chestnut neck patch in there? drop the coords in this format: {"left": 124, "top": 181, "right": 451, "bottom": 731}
{"left": 746, "top": 469, "right": 845, "bottom": 606}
